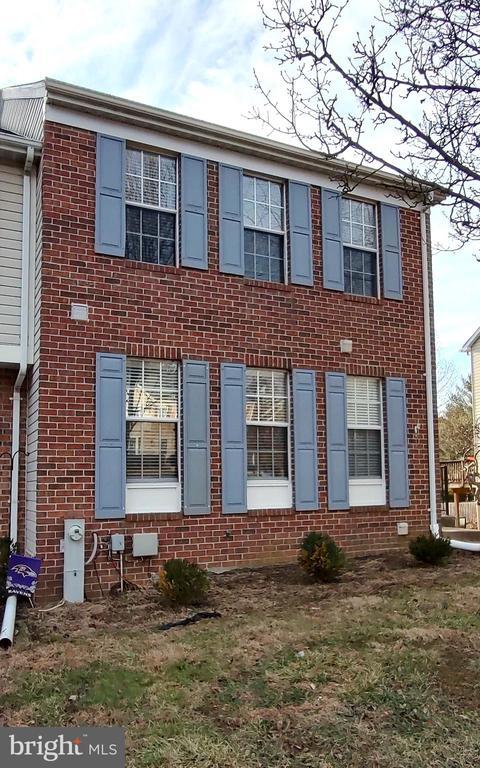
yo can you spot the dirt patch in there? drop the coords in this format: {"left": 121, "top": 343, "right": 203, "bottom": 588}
{"left": 14, "top": 550, "right": 480, "bottom": 647}
{"left": 436, "top": 643, "right": 480, "bottom": 709}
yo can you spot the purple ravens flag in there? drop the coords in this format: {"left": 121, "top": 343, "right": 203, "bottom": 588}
{"left": 6, "top": 554, "right": 42, "bottom": 597}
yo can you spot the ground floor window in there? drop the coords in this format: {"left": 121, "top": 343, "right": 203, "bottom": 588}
{"left": 126, "top": 358, "right": 179, "bottom": 480}
{"left": 246, "top": 368, "right": 292, "bottom": 510}
{"left": 347, "top": 376, "right": 385, "bottom": 506}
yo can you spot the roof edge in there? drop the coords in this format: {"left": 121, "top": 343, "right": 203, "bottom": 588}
{"left": 462, "top": 326, "right": 480, "bottom": 352}
{"left": 42, "top": 78, "right": 446, "bottom": 204}
{"left": 0, "top": 131, "right": 42, "bottom": 155}
{"left": 1, "top": 81, "right": 46, "bottom": 100}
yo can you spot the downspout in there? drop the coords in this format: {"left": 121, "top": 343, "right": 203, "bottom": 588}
{"left": 0, "top": 145, "right": 34, "bottom": 650}
{"left": 420, "top": 207, "right": 438, "bottom": 535}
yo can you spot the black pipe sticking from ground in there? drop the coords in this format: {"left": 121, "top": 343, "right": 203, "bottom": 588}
{"left": 156, "top": 611, "right": 222, "bottom": 631}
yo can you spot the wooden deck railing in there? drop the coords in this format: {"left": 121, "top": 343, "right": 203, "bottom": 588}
{"left": 440, "top": 460, "right": 465, "bottom": 486}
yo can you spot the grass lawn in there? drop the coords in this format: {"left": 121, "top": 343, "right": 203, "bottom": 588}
{"left": 2, "top": 551, "right": 480, "bottom": 767}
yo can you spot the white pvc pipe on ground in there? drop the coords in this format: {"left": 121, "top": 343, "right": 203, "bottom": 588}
{"left": 449, "top": 539, "right": 480, "bottom": 553}
{"left": 0, "top": 596, "right": 18, "bottom": 649}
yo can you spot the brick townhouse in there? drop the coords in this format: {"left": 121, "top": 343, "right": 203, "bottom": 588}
{"left": 0, "top": 79, "right": 443, "bottom": 602}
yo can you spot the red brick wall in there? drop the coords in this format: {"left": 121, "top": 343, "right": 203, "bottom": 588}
{"left": 35, "top": 121, "right": 436, "bottom": 600}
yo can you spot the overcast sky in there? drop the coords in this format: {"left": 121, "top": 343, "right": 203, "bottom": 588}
{"left": 0, "top": 0, "right": 476, "bottom": 383}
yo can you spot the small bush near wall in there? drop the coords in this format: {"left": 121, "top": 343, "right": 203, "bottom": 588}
{"left": 158, "top": 559, "right": 210, "bottom": 606}
{"left": 298, "top": 532, "right": 346, "bottom": 582}
{"left": 409, "top": 534, "right": 452, "bottom": 565}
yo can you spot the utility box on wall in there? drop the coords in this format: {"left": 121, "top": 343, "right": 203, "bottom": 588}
{"left": 63, "top": 519, "right": 85, "bottom": 603}
{"left": 111, "top": 534, "right": 125, "bottom": 552}
{"left": 132, "top": 533, "right": 158, "bottom": 557}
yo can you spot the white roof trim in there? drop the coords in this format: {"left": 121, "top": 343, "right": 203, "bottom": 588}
{"left": 462, "top": 326, "right": 480, "bottom": 352}
{"left": 1, "top": 78, "right": 447, "bottom": 203}
{"left": 1, "top": 81, "right": 45, "bottom": 100}
{"left": 0, "top": 131, "right": 42, "bottom": 156}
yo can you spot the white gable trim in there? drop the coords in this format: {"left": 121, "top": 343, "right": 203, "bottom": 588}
{"left": 462, "top": 326, "right": 480, "bottom": 352}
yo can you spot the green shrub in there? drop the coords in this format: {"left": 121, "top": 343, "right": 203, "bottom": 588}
{"left": 409, "top": 533, "right": 452, "bottom": 565}
{"left": 158, "top": 558, "right": 210, "bottom": 606}
{"left": 298, "top": 532, "right": 346, "bottom": 582}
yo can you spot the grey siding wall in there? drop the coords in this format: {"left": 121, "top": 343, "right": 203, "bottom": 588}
{"left": 25, "top": 164, "right": 41, "bottom": 555}
{"left": 0, "top": 161, "right": 23, "bottom": 346}
{"left": 0, "top": 97, "right": 44, "bottom": 142}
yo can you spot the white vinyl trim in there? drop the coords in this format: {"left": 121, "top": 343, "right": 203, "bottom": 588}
{"left": 349, "top": 479, "right": 386, "bottom": 507}
{"left": 420, "top": 209, "right": 438, "bottom": 534}
{"left": 0, "top": 344, "right": 21, "bottom": 364}
{"left": 126, "top": 481, "right": 181, "bottom": 514}
{"left": 247, "top": 479, "right": 292, "bottom": 510}
{"left": 46, "top": 104, "right": 425, "bottom": 210}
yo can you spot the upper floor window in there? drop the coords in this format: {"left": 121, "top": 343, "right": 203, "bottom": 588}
{"left": 246, "top": 369, "right": 289, "bottom": 478}
{"left": 126, "top": 358, "right": 179, "bottom": 481}
{"left": 243, "top": 176, "right": 285, "bottom": 283}
{"left": 347, "top": 377, "right": 382, "bottom": 479}
{"left": 125, "top": 149, "right": 177, "bottom": 266}
{"left": 341, "top": 199, "right": 378, "bottom": 297}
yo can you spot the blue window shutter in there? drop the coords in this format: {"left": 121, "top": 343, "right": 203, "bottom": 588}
{"left": 95, "top": 134, "right": 125, "bottom": 257}
{"left": 181, "top": 155, "right": 207, "bottom": 269}
{"left": 95, "top": 353, "right": 126, "bottom": 519}
{"left": 381, "top": 204, "right": 403, "bottom": 299}
{"left": 293, "top": 369, "right": 318, "bottom": 510}
{"left": 325, "top": 372, "right": 349, "bottom": 510}
{"left": 386, "top": 377, "right": 410, "bottom": 507}
{"left": 322, "top": 188, "right": 344, "bottom": 291}
{"left": 289, "top": 181, "right": 313, "bottom": 286}
{"left": 219, "top": 164, "right": 244, "bottom": 275}
{"left": 183, "top": 360, "right": 211, "bottom": 515}
{"left": 221, "top": 363, "right": 247, "bottom": 514}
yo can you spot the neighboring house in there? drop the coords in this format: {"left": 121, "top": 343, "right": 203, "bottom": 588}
{"left": 0, "top": 79, "right": 443, "bottom": 601}
{"left": 462, "top": 327, "right": 480, "bottom": 444}
{"left": 0, "top": 121, "right": 41, "bottom": 546}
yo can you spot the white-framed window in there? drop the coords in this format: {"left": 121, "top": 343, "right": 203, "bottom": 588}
{"left": 125, "top": 358, "right": 181, "bottom": 514}
{"left": 125, "top": 148, "right": 177, "bottom": 266}
{"left": 341, "top": 199, "right": 378, "bottom": 297}
{"left": 126, "top": 358, "right": 179, "bottom": 480}
{"left": 243, "top": 176, "right": 286, "bottom": 284}
{"left": 246, "top": 368, "right": 292, "bottom": 510}
{"left": 347, "top": 376, "right": 385, "bottom": 506}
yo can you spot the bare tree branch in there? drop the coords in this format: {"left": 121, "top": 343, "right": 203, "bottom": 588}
{"left": 255, "top": 0, "right": 480, "bottom": 247}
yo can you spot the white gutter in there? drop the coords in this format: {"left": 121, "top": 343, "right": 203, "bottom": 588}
{"left": 420, "top": 208, "right": 438, "bottom": 535}
{"left": 0, "top": 144, "right": 34, "bottom": 650}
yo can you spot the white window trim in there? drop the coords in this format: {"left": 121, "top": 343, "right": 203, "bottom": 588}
{"left": 341, "top": 196, "right": 380, "bottom": 299}
{"left": 125, "top": 146, "right": 180, "bottom": 267}
{"left": 246, "top": 369, "right": 292, "bottom": 509}
{"left": 126, "top": 481, "right": 181, "bottom": 515}
{"left": 243, "top": 174, "right": 288, "bottom": 285}
{"left": 247, "top": 481, "right": 293, "bottom": 511}
{"left": 349, "top": 479, "right": 385, "bottom": 507}
{"left": 347, "top": 376, "right": 386, "bottom": 507}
